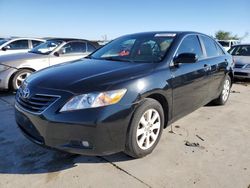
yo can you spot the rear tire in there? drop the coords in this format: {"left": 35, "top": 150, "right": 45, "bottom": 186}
{"left": 11, "top": 69, "right": 33, "bottom": 90}
{"left": 212, "top": 75, "right": 231, "bottom": 105}
{"left": 125, "top": 98, "right": 164, "bottom": 158}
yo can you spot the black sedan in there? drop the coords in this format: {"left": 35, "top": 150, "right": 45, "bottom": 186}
{"left": 15, "top": 31, "right": 233, "bottom": 158}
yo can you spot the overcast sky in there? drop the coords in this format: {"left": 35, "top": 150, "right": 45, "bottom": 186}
{"left": 0, "top": 0, "right": 249, "bottom": 42}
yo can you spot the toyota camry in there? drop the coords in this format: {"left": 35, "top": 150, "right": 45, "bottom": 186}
{"left": 15, "top": 32, "right": 233, "bottom": 158}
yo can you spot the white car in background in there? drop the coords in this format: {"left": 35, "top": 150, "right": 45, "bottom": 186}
{"left": 0, "top": 38, "right": 99, "bottom": 90}
{"left": 0, "top": 38, "right": 45, "bottom": 56}
{"left": 228, "top": 44, "right": 250, "bottom": 79}
{"left": 217, "top": 40, "right": 240, "bottom": 51}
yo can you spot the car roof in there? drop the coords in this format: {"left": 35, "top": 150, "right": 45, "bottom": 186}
{"left": 45, "top": 38, "right": 100, "bottom": 48}
{"left": 217, "top": 39, "right": 240, "bottom": 42}
{"left": 122, "top": 31, "right": 207, "bottom": 38}
{"left": 0, "top": 37, "right": 45, "bottom": 41}
{"left": 231, "top": 44, "right": 250, "bottom": 47}
{"left": 46, "top": 38, "right": 89, "bottom": 42}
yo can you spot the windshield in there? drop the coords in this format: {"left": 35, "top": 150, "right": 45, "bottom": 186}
{"left": 218, "top": 41, "right": 230, "bottom": 47}
{"left": 0, "top": 39, "right": 8, "bottom": 46}
{"left": 30, "top": 40, "right": 62, "bottom": 55}
{"left": 229, "top": 45, "right": 250, "bottom": 56}
{"left": 90, "top": 34, "right": 175, "bottom": 63}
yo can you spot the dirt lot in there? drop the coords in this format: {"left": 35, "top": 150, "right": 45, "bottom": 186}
{"left": 0, "top": 82, "right": 249, "bottom": 188}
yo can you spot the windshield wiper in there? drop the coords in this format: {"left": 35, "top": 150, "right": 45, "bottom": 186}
{"left": 101, "top": 57, "right": 133, "bottom": 63}
{"left": 85, "top": 55, "right": 92, "bottom": 59}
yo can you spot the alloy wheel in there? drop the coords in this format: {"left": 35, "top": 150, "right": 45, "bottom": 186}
{"left": 136, "top": 109, "right": 161, "bottom": 150}
{"left": 222, "top": 78, "right": 230, "bottom": 102}
{"left": 15, "top": 72, "right": 31, "bottom": 89}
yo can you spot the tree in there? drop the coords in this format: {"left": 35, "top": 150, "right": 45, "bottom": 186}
{"left": 215, "top": 30, "right": 239, "bottom": 40}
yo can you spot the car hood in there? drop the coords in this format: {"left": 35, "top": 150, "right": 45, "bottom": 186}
{"left": 233, "top": 56, "right": 250, "bottom": 65}
{"left": 0, "top": 52, "right": 45, "bottom": 65}
{"left": 27, "top": 59, "right": 157, "bottom": 93}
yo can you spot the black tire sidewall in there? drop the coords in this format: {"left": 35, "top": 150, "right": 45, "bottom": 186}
{"left": 126, "top": 98, "right": 164, "bottom": 158}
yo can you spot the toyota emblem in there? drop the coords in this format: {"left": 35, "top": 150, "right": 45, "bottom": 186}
{"left": 22, "top": 87, "right": 30, "bottom": 99}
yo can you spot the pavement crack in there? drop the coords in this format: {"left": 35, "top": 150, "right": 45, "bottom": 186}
{"left": 0, "top": 98, "right": 14, "bottom": 107}
{"left": 99, "top": 157, "right": 152, "bottom": 188}
{"left": 0, "top": 108, "right": 13, "bottom": 113}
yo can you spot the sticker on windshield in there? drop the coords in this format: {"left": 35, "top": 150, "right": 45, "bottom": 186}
{"left": 155, "top": 33, "right": 176, "bottom": 37}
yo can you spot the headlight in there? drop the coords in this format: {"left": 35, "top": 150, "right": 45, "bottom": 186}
{"left": 245, "top": 64, "right": 250, "bottom": 69}
{"left": 60, "top": 89, "right": 127, "bottom": 112}
{"left": 0, "top": 65, "right": 8, "bottom": 72}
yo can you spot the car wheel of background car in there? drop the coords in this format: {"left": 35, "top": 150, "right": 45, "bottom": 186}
{"left": 212, "top": 75, "right": 231, "bottom": 105}
{"left": 125, "top": 98, "right": 164, "bottom": 158}
{"left": 12, "top": 69, "right": 33, "bottom": 90}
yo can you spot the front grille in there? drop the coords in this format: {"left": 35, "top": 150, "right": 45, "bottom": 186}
{"left": 234, "top": 64, "right": 245, "bottom": 68}
{"left": 16, "top": 92, "right": 59, "bottom": 113}
{"left": 234, "top": 72, "right": 249, "bottom": 76}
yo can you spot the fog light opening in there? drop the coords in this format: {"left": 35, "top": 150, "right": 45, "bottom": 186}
{"left": 81, "top": 141, "right": 90, "bottom": 147}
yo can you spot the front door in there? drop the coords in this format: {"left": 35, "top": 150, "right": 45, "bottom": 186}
{"left": 170, "top": 35, "right": 210, "bottom": 120}
{"left": 49, "top": 41, "right": 90, "bottom": 66}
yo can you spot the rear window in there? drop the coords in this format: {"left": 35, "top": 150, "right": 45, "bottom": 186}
{"left": 215, "top": 42, "right": 225, "bottom": 55}
{"left": 229, "top": 45, "right": 250, "bottom": 56}
{"left": 218, "top": 41, "right": 230, "bottom": 47}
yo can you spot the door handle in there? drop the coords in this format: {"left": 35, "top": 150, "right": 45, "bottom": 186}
{"left": 204, "top": 64, "right": 211, "bottom": 71}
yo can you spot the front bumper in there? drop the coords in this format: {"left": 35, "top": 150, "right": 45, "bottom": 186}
{"left": 15, "top": 91, "right": 136, "bottom": 156}
{"left": 233, "top": 68, "right": 250, "bottom": 78}
{"left": 0, "top": 67, "right": 16, "bottom": 90}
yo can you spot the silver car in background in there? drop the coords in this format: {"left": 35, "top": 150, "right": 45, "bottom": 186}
{"left": 0, "top": 38, "right": 99, "bottom": 90}
{"left": 228, "top": 44, "right": 250, "bottom": 79}
{"left": 0, "top": 38, "right": 45, "bottom": 56}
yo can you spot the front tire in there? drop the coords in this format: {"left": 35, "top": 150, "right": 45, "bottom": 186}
{"left": 125, "top": 98, "right": 164, "bottom": 158}
{"left": 212, "top": 75, "right": 231, "bottom": 105}
{"left": 11, "top": 69, "right": 33, "bottom": 90}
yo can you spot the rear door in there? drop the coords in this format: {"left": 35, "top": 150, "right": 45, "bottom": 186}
{"left": 49, "top": 41, "right": 89, "bottom": 66}
{"left": 170, "top": 35, "right": 210, "bottom": 120}
{"left": 199, "top": 35, "right": 228, "bottom": 100}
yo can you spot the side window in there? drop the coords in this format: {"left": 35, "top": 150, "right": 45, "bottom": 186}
{"left": 228, "top": 46, "right": 236, "bottom": 54}
{"left": 176, "top": 35, "right": 203, "bottom": 59}
{"left": 32, "top": 40, "right": 43, "bottom": 48}
{"left": 87, "top": 43, "right": 96, "bottom": 53}
{"left": 215, "top": 42, "right": 225, "bottom": 55}
{"left": 201, "top": 36, "right": 220, "bottom": 57}
{"left": 61, "top": 42, "right": 87, "bottom": 54}
{"left": 7, "top": 40, "right": 29, "bottom": 49}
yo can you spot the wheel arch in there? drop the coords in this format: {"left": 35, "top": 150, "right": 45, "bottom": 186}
{"left": 228, "top": 71, "right": 234, "bottom": 86}
{"left": 145, "top": 93, "right": 169, "bottom": 128}
{"left": 8, "top": 67, "right": 35, "bottom": 89}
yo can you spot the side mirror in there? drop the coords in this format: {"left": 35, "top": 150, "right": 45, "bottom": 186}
{"left": 2, "top": 45, "right": 10, "bottom": 51}
{"left": 54, "top": 52, "right": 60, "bottom": 57}
{"left": 54, "top": 48, "right": 65, "bottom": 56}
{"left": 173, "top": 53, "right": 198, "bottom": 64}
